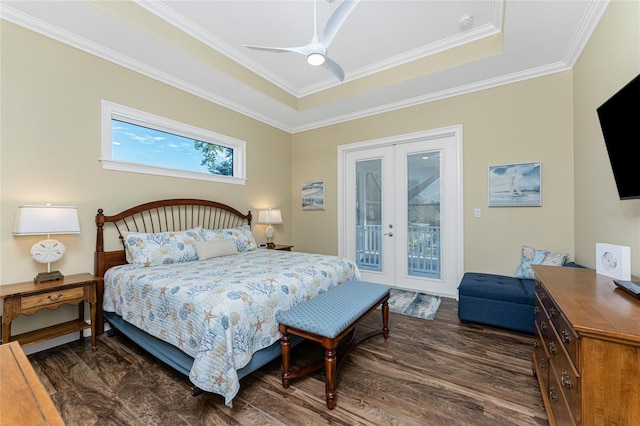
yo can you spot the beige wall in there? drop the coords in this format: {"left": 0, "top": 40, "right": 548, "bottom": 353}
{"left": 1, "top": 22, "right": 292, "bottom": 333}
{"left": 2, "top": 0, "right": 638, "bottom": 336}
{"left": 292, "top": 73, "right": 575, "bottom": 276}
{"left": 573, "top": 0, "right": 640, "bottom": 276}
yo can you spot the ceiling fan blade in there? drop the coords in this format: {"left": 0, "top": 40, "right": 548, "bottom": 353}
{"left": 243, "top": 45, "right": 308, "bottom": 55}
{"left": 321, "top": 0, "right": 359, "bottom": 47}
{"left": 323, "top": 57, "right": 345, "bottom": 82}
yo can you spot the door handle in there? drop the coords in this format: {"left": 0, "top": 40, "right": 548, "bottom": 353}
{"left": 384, "top": 232, "right": 394, "bottom": 237}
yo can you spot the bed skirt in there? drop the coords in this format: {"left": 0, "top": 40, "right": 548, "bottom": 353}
{"left": 104, "top": 312, "right": 303, "bottom": 381}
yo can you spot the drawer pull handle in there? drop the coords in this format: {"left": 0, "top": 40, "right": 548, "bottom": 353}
{"left": 549, "top": 342, "right": 557, "bottom": 355}
{"left": 549, "top": 387, "right": 558, "bottom": 402}
{"left": 539, "top": 358, "right": 547, "bottom": 371}
{"left": 561, "top": 330, "right": 572, "bottom": 344}
{"left": 534, "top": 306, "right": 540, "bottom": 314}
{"left": 549, "top": 307, "right": 556, "bottom": 318}
{"left": 561, "top": 371, "right": 573, "bottom": 389}
{"left": 540, "top": 321, "right": 547, "bottom": 331}
{"left": 48, "top": 293, "right": 64, "bottom": 302}
{"left": 540, "top": 293, "right": 547, "bottom": 301}
{"left": 533, "top": 339, "right": 540, "bottom": 349}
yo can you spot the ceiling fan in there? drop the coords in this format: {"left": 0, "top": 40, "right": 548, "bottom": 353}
{"left": 243, "top": 0, "right": 359, "bottom": 82}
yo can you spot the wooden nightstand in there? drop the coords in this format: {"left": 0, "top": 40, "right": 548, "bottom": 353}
{"left": 269, "top": 244, "right": 294, "bottom": 251}
{"left": 0, "top": 341, "right": 64, "bottom": 425}
{"left": 0, "top": 273, "right": 98, "bottom": 350}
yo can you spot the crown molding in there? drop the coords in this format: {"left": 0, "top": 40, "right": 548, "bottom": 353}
{"left": 562, "top": 0, "right": 609, "bottom": 67}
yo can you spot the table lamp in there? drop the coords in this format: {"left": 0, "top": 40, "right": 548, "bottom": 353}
{"left": 13, "top": 204, "right": 81, "bottom": 283}
{"left": 257, "top": 209, "right": 283, "bottom": 249}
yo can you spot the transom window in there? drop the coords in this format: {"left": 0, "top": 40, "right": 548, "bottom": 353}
{"left": 101, "top": 101, "right": 246, "bottom": 184}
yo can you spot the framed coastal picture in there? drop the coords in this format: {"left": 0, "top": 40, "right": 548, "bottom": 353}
{"left": 488, "top": 162, "right": 541, "bottom": 207}
{"left": 301, "top": 181, "right": 325, "bottom": 210}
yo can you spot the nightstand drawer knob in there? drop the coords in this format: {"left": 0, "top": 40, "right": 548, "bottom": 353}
{"left": 48, "top": 293, "right": 64, "bottom": 302}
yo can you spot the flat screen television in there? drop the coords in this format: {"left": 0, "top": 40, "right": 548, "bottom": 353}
{"left": 596, "top": 73, "right": 640, "bottom": 200}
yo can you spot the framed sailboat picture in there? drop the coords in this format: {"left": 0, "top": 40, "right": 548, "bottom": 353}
{"left": 301, "top": 181, "right": 325, "bottom": 210}
{"left": 488, "top": 162, "right": 541, "bottom": 207}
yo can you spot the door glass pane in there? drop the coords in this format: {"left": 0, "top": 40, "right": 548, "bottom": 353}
{"left": 356, "top": 159, "right": 382, "bottom": 271}
{"left": 407, "top": 151, "right": 441, "bottom": 278}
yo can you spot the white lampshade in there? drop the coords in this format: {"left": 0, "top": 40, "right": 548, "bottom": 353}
{"left": 13, "top": 205, "right": 81, "bottom": 235}
{"left": 257, "top": 209, "right": 282, "bottom": 247}
{"left": 13, "top": 205, "right": 81, "bottom": 283}
{"left": 257, "top": 209, "right": 283, "bottom": 225}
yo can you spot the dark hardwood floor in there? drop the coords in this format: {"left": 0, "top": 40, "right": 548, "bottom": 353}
{"left": 28, "top": 298, "right": 548, "bottom": 425}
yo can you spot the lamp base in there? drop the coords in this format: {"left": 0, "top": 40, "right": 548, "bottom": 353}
{"left": 266, "top": 242, "right": 275, "bottom": 249}
{"left": 34, "top": 271, "right": 64, "bottom": 283}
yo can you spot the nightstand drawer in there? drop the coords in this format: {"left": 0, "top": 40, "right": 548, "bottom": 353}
{"left": 21, "top": 286, "right": 85, "bottom": 311}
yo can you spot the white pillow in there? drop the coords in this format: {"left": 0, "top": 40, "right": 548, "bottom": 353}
{"left": 541, "top": 251, "right": 569, "bottom": 267}
{"left": 193, "top": 239, "right": 239, "bottom": 260}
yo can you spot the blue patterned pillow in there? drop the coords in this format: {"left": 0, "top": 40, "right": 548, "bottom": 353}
{"left": 123, "top": 228, "right": 201, "bottom": 268}
{"left": 515, "top": 245, "right": 549, "bottom": 278}
{"left": 232, "top": 225, "right": 258, "bottom": 252}
{"left": 200, "top": 225, "right": 257, "bottom": 252}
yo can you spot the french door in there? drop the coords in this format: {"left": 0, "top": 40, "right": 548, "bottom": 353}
{"left": 338, "top": 127, "right": 463, "bottom": 298}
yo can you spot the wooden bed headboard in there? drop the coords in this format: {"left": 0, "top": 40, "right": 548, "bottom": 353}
{"left": 94, "top": 198, "right": 252, "bottom": 335}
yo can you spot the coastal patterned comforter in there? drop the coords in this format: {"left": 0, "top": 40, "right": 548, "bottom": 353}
{"left": 102, "top": 249, "right": 360, "bottom": 406}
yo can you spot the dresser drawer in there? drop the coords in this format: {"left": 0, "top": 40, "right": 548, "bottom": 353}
{"left": 555, "top": 310, "right": 579, "bottom": 365}
{"left": 549, "top": 325, "right": 580, "bottom": 421}
{"left": 548, "top": 363, "right": 578, "bottom": 426}
{"left": 20, "top": 286, "right": 85, "bottom": 311}
{"left": 534, "top": 322, "right": 550, "bottom": 381}
{"left": 535, "top": 293, "right": 554, "bottom": 343}
{"left": 535, "top": 282, "right": 557, "bottom": 323}
{"left": 536, "top": 281, "right": 580, "bottom": 364}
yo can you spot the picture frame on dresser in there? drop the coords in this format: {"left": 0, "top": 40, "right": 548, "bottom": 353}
{"left": 595, "top": 242, "right": 631, "bottom": 280}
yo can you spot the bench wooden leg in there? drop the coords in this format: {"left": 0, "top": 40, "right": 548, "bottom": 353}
{"left": 324, "top": 346, "right": 337, "bottom": 409}
{"left": 280, "top": 330, "right": 291, "bottom": 388}
{"left": 382, "top": 298, "right": 390, "bottom": 339}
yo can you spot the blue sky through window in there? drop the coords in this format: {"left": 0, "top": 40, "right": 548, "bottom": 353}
{"left": 111, "top": 119, "right": 214, "bottom": 174}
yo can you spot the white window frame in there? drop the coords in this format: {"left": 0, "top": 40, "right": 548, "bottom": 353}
{"left": 100, "top": 100, "right": 247, "bottom": 185}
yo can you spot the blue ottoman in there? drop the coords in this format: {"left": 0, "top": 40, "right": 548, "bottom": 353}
{"left": 458, "top": 263, "right": 583, "bottom": 334}
{"left": 458, "top": 273, "right": 535, "bottom": 334}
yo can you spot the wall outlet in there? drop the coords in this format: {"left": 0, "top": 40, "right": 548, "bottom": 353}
{"left": 474, "top": 208, "right": 481, "bottom": 218}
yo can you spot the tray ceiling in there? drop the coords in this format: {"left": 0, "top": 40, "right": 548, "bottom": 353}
{"left": 1, "top": 0, "right": 609, "bottom": 132}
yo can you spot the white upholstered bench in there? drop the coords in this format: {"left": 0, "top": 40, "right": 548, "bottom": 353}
{"left": 276, "top": 280, "right": 390, "bottom": 409}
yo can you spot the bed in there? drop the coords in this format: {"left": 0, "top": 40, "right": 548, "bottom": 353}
{"left": 94, "top": 198, "right": 360, "bottom": 406}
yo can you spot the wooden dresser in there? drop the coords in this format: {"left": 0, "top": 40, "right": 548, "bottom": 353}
{"left": 0, "top": 341, "right": 64, "bottom": 425}
{"left": 532, "top": 265, "right": 640, "bottom": 425}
